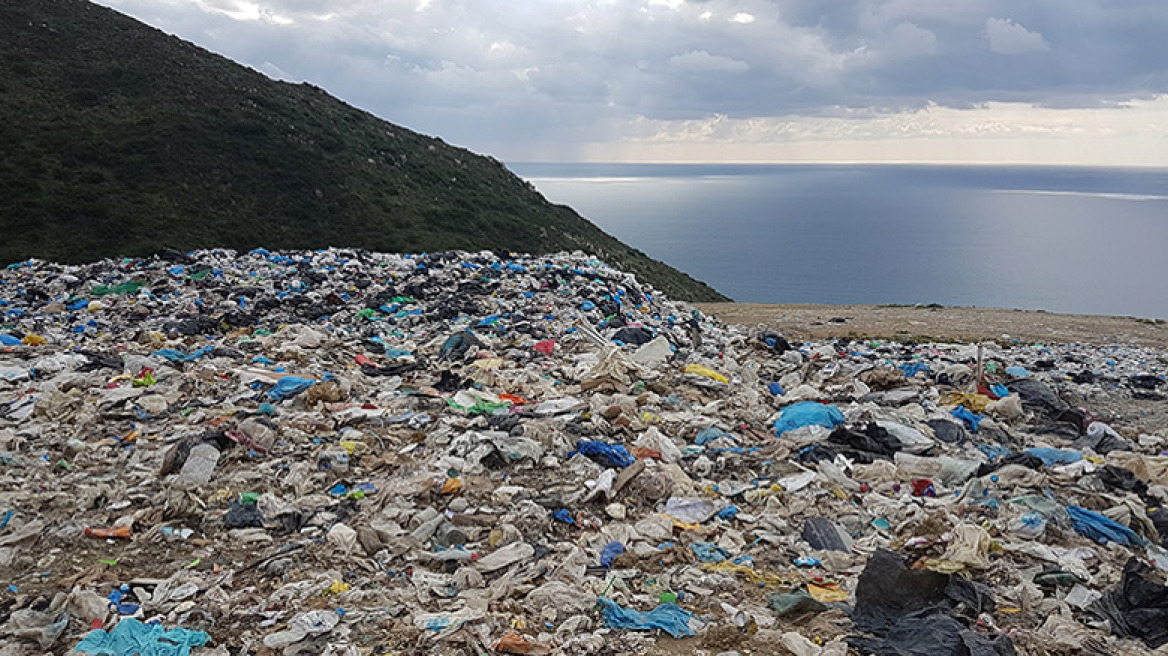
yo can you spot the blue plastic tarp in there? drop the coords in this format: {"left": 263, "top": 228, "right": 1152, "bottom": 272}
{"left": 773, "top": 402, "right": 844, "bottom": 436}
{"left": 1026, "top": 448, "right": 1083, "bottom": 467}
{"left": 267, "top": 375, "right": 315, "bottom": 401}
{"left": 153, "top": 346, "right": 214, "bottom": 362}
{"left": 73, "top": 618, "right": 209, "bottom": 656}
{"left": 569, "top": 440, "right": 635, "bottom": 468}
{"left": 0, "top": 334, "right": 21, "bottom": 346}
{"left": 597, "top": 597, "right": 695, "bottom": 638}
{"left": 1067, "top": 505, "right": 1145, "bottom": 546}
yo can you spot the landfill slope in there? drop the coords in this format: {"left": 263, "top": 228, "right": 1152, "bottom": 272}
{"left": 2, "top": 249, "right": 1168, "bottom": 656}
{"left": 0, "top": 0, "right": 726, "bottom": 303}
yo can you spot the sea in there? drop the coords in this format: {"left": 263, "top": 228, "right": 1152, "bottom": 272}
{"left": 511, "top": 163, "right": 1168, "bottom": 320}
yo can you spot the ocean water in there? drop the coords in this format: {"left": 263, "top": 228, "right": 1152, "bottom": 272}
{"left": 511, "top": 163, "right": 1168, "bottom": 319}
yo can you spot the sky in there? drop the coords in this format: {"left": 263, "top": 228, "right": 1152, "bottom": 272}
{"left": 94, "top": 0, "right": 1168, "bottom": 165}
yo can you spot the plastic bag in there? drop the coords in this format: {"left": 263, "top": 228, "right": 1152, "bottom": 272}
{"left": 569, "top": 440, "right": 635, "bottom": 468}
{"left": 1091, "top": 557, "right": 1168, "bottom": 647}
{"left": 267, "top": 375, "right": 315, "bottom": 401}
{"left": 774, "top": 402, "right": 844, "bottom": 436}
{"left": 1025, "top": 447, "right": 1083, "bottom": 467}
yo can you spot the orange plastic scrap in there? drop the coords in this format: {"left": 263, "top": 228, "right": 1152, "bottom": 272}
{"left": 498, "top": 393, "right": 529, "bottom": 405}
{"left": 493, "top": 632, "right": 550, "bottom": 655}
{"left": 440, "top": 477, "right": 463, "bottom": 495}
{"left": 85, "top": 526, "right": 131, "bottom": 539}
{"left": 629, "top": 447, "right": 662, "bottom": 460}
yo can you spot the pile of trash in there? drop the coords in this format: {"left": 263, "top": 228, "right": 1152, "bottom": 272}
{"left": 1, "top": 247, "right": 1167, "bottom": 656}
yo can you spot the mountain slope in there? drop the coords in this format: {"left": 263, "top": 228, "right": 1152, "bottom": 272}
{"left": 0, "top": 0, "right": 727, "bottom": 302}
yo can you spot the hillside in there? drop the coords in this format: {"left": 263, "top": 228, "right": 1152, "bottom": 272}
{"left": 0, "top": 0, "right": 726, "bottom": 302}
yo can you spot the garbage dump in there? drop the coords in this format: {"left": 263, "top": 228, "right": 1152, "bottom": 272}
{"left": 0, "top": 247, "right": 1166, "bottom": 655}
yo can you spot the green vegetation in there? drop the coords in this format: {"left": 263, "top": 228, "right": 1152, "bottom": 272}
{"left": 0, "top": 0, "right": 727, "bottom": 301}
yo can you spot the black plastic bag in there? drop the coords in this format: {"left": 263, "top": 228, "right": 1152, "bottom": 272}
{"left": 1090, "top": 557, "right": 1168, "bottom": 648}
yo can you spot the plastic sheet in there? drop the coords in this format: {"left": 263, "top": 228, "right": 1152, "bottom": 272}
{"left": 596, "top": 597, "right": 695, "bottom": 638}
{"left": 73, "top": 618, "right": 209, "bottom": 656}
{"left": 1067, "top": 505, "right": 1145, "bottom": 546}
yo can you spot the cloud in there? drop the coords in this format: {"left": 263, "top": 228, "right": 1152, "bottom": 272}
{"left": 985, "top": 17, "right": 1050, "bottom": 55}
{"left": 669, "top": 50, "right": 749, "bottom": 73}
{"left": 90, "top": 0, "right": 1168, "bottom": 163}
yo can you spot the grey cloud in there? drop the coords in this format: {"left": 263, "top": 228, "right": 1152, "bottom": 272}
{"left": 92, "top": 0, "right": 1168, "bottom": 157}
{"left": 669, "top": 50, "right": 750, "bottom": 73}
{"left": 985, "top": 17, "right": 1050, "bottom": 54}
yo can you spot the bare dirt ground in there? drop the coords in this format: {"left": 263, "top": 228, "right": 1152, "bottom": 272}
{"left": 695, "top": 303, "right": 1168, "bottom": 349}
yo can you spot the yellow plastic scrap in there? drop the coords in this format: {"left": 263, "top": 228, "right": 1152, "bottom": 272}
{"left": 440, "top": 477, "right": 462, "bottom": 495}
{"left": 699, "top": 561, "right": 792, "bottom": 588}
{"left": 940, "top": 391, "right": 991, "bottom": 413}
{"left": 806, "top": 582, "right": 848, "bottom": 603}
{"left": 339, "top": 440, "right": 359, "bottom": 455}
{"left": 323, "top": 579, "right": 350, "bottom": 595}
{"left": 470, "top": 358, "right": 505, "bottom": 371}
{"left": 922, "top": 559, "right": 969, "bottom": 574}
{"left": 21, "top": 333, "right": 47, "bottom": 346}
{"left": 683, "top": 363, "right": 728, "bottom": 384}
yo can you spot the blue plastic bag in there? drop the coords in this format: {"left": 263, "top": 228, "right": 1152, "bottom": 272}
{"left": 600, "top": 541, "right": 624, "bottom": 567}
{"left": 568, "top": 440, "right": 635, "bottom": 468}
{"left": 597, "top": 597, "right": 695, "bottom": 638}
{"left": 74, "top": 618, "right": 209, "bottom": 656}
{"left": 690, "top": 542, "right": 731, "bottom": 563}
{"left": 694, "top": 427, "right": 733, "bottom": 445}
{"left": 1026, "top": 448, "right": 1083, "bottom": 467}
{"left": 717, "top": 505, "right": 739, "bottom": 520}
{"left": 977, "top": 444, "right": 1012, "bottom": 462}
{"left": 153, "top": 346, "right": 214, "bottom": 362}
{"left": 1006, "top": 366, "right": 1030, "bottom": 378}
{"left": 767, "top": 382, "right": 785, "bottom": 396}
{"left": 773, "top": 402, "right": 844, "bottom": 436}
{"left": 0, "top": 334, "right": 20, "bottom": 346}
{"left": 951, "top": 406, "right": 982, "bottom": 433}
{"left": 899, "top": 362, "right": 930, "bottom": 378}
{"left": 267, "top": 375, "right": 315, "bottom": 401}
{"left": 1067, "top": 505, "right": 1145, "bottom": 546}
